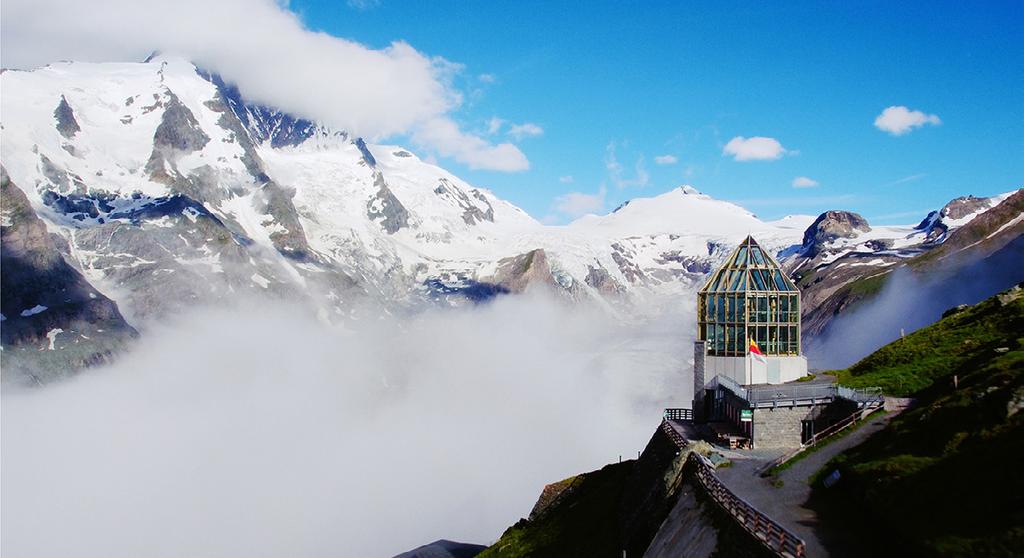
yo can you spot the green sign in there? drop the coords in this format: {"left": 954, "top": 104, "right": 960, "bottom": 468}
{"left": 740, "top": 409, "right": 753, "bottom": 422}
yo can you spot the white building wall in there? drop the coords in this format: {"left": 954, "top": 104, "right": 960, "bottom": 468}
{"left": 704, "top": 354, "right": 809, "bottom": 387}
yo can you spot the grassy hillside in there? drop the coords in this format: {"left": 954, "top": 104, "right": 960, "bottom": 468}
{"left": 478, "top": 462, "right": 633, "bottom": 558}
{"left": 479, "top": 426, "right": 705, "bottom": 558}
{"left": 811, "top": 285, "right": 1024, "bottom": 556}
{"left": 835, "top": 284, "right": 1024, "bottom": 396}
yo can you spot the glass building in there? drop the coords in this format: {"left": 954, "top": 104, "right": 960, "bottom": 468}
{"left": 697, "top": 236, "right": 801, "bottom": 358}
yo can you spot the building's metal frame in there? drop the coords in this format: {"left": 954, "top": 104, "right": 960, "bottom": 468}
{"left": 697, "top": 236, "right": 802, "bottom": 357}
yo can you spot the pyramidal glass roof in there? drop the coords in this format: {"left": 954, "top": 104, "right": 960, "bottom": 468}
{"left": 699, "top": 236, "right": 799, "bottom": 293}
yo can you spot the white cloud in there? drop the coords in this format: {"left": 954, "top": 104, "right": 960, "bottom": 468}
{"left": 654, "top": 155, "right": 678, "bottom": 165}
{"left": 883, "top": 173, "right": 927, "bottom": 187}
{"left": 605, "top": 143, "right": 649, "bottom": 188}
{"left": 559, "top": 175, "right": 574, "bottom": 184}
{"left": 874, "top": 106, "right": 941, "bottom": 136}
{"left": 0, "top": 0, "right": 527, "bottom": 172}
{"left": 1, "top": 296, "right": 687, "bottom": 557}
{"left": 478, "top": 73, "right": 496, "bottom": 84}
{"left": 507, "top": 122, "right": 544, "bottom": 140}
{"left": 792, "top": 176, "right": 819, "bottom": 188}
{"left": 346, "top": 0, "right": 381, "bottom": 10}
{"left": 722, "top": 136, "right": 790, "bottom": 161}
{"left": 486, "top": 117, "right": 505, "bottom": 135}
{"left": 555, "top": 186, "right": 606, "bottom": 217}
{"left": 412, "top": 117, "right": 529, "bottom": 171}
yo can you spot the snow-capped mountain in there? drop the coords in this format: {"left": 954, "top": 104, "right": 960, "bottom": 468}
{"left": 1, "top": 55, "right": 1020, "bottom": 380}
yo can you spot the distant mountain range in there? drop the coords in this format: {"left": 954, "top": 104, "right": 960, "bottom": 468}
{"left": 2, "top": 56, "right": 1021, "bottom": 381}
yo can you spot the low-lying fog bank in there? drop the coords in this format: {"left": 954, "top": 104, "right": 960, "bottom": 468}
{"left": 2, "top": 293, "right": 692, "bottom": 557}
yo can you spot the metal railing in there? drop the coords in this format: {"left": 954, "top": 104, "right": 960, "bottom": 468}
{"left": 687, "top": 452, "right": 806, "bottom": 558}
{"left": 718, "top": 375, "right": 883, "bottom": 408}
{"left": 660, "top": 419, "right": 689, "bottom": 448}
{"left": 663, "top": 408, "right": 693, "bottom": 421}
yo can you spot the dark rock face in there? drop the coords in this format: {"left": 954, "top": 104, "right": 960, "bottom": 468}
{"left": 656, "top": 251, "right": 712, "bottom": 274}
{"left": 423, "top": 278, "right": 509, "bottom": 304}
{"left": 196, "top": 69, "right": 319, "bottom": 148}
{"left": 585, "top": 265, "right": 626, "bottom": 296}
{"left": 256, "top": 180, "right": 313, "bottom": 260}
{"left": 367, "top": 172, "right": 410, "bottom": 234}
{"left": 152, "top": 92, "right": 210, "bottom": 152}
{"left": 611, "top": 243, "right": 645, "bottom": 283}
{"left": 801, "top": 211, "right": 871, "bottom": 256}
{"left": 53, "top": 95, "right": 81, "bottom": 139}
{"left": 1, "top": 168, "right": 137, "bottom": 384}
{"left": 145, "top": 91, "right": 211, "bottom": 189}
{"left": 39, "top": 154, "right": 87, "bottom": 194}
{"left": 433, "top": 178, "right": 494, "bottom": 226}
{"left": 488, "top": 249, "right": 557, "bottom": 293}
{"left": 354, "top": 138, "right": 377, "bottom": 167}
{"left": 940, "top": 195, "right": 990, "bottom": 220}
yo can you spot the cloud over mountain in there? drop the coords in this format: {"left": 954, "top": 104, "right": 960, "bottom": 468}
{"left": 0, "top": 0, "right": 527, "bottom": 171}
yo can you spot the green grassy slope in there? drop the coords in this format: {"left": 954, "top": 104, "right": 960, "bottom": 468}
{"left": 835, "top": 284, "right": 1024, "bottom": 396}
{"left": 811, "top": 285, "right": 1024, "bottom": 557}
{"left": 478, "top": 462, "right": 633, "bottom": 558}
{"left": 479, "top": 426, "right": 704, "bottom": 558}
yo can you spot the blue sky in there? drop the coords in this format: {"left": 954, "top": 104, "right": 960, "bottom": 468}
{"left": 288, "top": 1, "right": 1023, "bottom": 224}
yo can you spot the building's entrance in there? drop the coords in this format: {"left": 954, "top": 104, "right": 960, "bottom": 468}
{"left": 801, "top": 419, "right": 815, "bottom": 445}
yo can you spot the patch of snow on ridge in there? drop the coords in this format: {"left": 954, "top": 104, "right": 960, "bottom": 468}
{"left": 987, "top": 213, "right": 1024, "bottom": 240}
{"left": 46, "top": 328, "right": 64, "bottom": 350}
{"left": 20, "top": 305, "right": 48, "bottom": 317}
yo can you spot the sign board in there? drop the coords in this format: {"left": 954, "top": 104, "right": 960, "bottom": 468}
{"left": 740, "top": 409, "right": 753, "bottom": 422}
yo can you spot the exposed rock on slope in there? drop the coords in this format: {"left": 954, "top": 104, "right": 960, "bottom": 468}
{"left": 796, "top": 189, "right": 1023, "bottom": 351}
{"left": 53, "top": 95, "right": 80, "bottom": 139}
{"left": 1, "top": 168, "right": 137, "bottom": 384}
{"left": 801, "top": 210, "right": 871, "bottom": 257}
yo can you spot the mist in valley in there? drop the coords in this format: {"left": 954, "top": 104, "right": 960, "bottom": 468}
{"left": 806, "top": 238, "right": 1024, "bottom": 370}
{"left": 2, "top": 293, "right": 694, "bottom": 557}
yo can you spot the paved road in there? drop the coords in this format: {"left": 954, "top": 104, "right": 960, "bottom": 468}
{"left": 713, "top": 412, "right": 894, "bottom": 557}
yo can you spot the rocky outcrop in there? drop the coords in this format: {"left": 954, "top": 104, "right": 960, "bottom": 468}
{"left": 367, "top": 172, "right": 410, "bottom": 234}
{"left": 585, "top": 265, "right": 627, "bottom": 297}
{"left": 53, "top": 95, "right": 80, "bottom": 139}
{"left": 433, "top": 178, "right": 494, "bottom": 226}
{"left": 196, "top": 69, "right": 319, "bottom": 148}
{"left": 145, "top": 91, "right": 211, "bottom": 187}
{"left": 801, "top": 211, "right": 871, "bottom": 256}
{"left": 917, "top": 194, "right": 1004, "bottom": 241}
{"left": 354, "top": 137, "right": 377, "bottom": 167}
{"left": 256, "top": 180, "right": 313, "bottom": 260}
{"left": 799, "top": 189, "right": 1024, "bottom": 345}
{"left": 941, "top": 195, "right": 992, "bottom": 220}
{"left": 487, "top": 249, "right": 559, "bottom": 294}
{"left": 1, "top": 168, "right": 137, "bottom": 384}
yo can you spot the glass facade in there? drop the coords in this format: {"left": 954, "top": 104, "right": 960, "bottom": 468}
{"left": 697, "top": 236, "right": 801, "bottom": 357}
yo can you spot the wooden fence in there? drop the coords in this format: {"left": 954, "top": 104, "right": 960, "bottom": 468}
{"left": 687, "top": 452, "right": 806, "bottom": 558}
{"left": 659, "top": 419, "right": 806, "bottom": 558}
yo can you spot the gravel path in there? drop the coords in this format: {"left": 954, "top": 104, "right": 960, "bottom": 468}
{"left": 713, "top": 412, "right": 894, "bottom": 557}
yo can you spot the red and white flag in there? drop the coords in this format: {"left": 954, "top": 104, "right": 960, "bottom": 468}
{"left": 749, "top": 340, "right": 767, "bottom": 364}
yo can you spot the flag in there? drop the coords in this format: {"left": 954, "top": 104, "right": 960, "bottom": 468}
{"left": 749, "top": 340, "right": 767, "bottom": 364}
